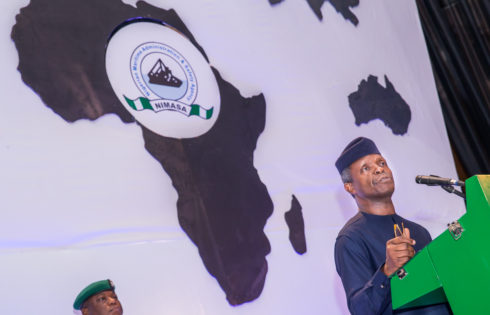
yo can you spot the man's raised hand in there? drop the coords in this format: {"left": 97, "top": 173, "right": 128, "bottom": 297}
{"left": 383, "top": 228, "right": 416, "bottom": 276}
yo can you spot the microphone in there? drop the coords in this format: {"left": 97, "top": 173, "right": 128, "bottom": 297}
{"left": 415, "top": 175, "right": 465, "bottom": 187}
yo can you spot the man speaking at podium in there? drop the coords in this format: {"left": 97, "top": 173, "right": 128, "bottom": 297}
{"left": 334, "top": 137, "right": 451, "bottom": 314}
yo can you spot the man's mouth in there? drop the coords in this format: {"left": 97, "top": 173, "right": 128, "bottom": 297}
{"left": 110, "top": 307, "right": 123, "bottom": 315}
{"left": 374, "top": 176, "right": 392, "bottom": 184}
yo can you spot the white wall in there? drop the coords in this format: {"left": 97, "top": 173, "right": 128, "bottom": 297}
{"left": 0, "top": 0, "right": 465, "bottom": 314}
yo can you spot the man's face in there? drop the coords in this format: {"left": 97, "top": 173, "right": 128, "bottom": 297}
{"left": 346, "top": 154, "right": 395, "bottom": 200}
{"left": 81, "top": 290, "right": 123, "bottom": 315}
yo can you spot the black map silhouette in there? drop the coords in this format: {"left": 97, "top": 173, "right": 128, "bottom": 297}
{"left": 269, "top": 0, "right": 360, "bottom": 25}
{"left": 284, "top": 195, "right": 307, "bottom": 255}
{"left": 12, "top": 0, "right": 273, "bottom": 305}
{"left": 348, "top": 75, "right": 411, "bottom": 135}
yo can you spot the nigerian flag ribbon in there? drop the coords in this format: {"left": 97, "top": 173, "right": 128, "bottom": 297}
{"left": 124, "top": 96, "right": 214, "bottom": 120}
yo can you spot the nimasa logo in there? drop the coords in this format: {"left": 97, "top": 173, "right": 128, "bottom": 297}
{"left": 106, "top": 20, "right": 220, "bottom": 138}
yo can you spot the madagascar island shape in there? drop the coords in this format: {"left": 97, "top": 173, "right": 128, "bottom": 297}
{"left": 284, "top": 195, "right": 307, "bottom": 255}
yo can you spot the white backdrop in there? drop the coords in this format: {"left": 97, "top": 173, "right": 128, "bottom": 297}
{"left": 0, "top": 0, "right": 465, "bottom": 314}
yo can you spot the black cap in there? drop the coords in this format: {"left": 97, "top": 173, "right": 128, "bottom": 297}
{"left": 335, "top": 137, "right": 380, "bottom": 174}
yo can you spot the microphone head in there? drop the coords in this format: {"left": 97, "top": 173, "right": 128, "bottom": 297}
{"left": 414, "top": 175, "right": 439, "bottom": 186}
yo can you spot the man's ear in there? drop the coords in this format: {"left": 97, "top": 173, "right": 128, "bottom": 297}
{"left": 81, "top": 306, "right": 89, "bottom": 315}
{"left": 344, "top": 182, "right": 355, "bottom": 196}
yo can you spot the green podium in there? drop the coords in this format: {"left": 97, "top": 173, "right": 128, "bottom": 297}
{"left": 391, "top": 175, "right": 490, "bottom": 314}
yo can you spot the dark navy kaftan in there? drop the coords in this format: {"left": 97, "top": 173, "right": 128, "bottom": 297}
{"left": 334, "top": 211, "right": 451, "bottom": 315}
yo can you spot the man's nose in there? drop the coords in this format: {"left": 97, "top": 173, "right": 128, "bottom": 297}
{"left": 374, "top": 165, "right": 384, "bottom": 174}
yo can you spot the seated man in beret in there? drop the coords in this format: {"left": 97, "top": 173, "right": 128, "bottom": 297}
{"left": 334, "top": 137, "right": 451, "bottom": 315}
{"left": 73, "top": 279, "right": 123, "bottom": 315}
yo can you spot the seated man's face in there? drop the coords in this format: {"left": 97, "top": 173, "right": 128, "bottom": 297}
{"left": 81, "top": 290, "right": 123, "bottom": 315}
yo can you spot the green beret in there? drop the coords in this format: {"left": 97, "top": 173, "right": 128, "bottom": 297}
{"left": 73, "top": 279, "right": 115, "bottom": 310}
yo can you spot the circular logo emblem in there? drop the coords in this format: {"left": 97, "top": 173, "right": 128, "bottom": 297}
{"left": 106, "top": 20, "right": 220, "bottom": 138}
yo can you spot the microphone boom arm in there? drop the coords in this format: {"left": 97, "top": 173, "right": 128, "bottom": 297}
{"left": 441, "top": 185, "right": 466, "bottom": 200}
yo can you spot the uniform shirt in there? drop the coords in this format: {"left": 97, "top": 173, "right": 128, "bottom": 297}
{"left": 335, "top": 211, "right": 452, "bottom": 315}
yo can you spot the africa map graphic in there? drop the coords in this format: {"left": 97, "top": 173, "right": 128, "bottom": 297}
{"left": 11, "top": 0, "right": 411, "bottom": 305}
